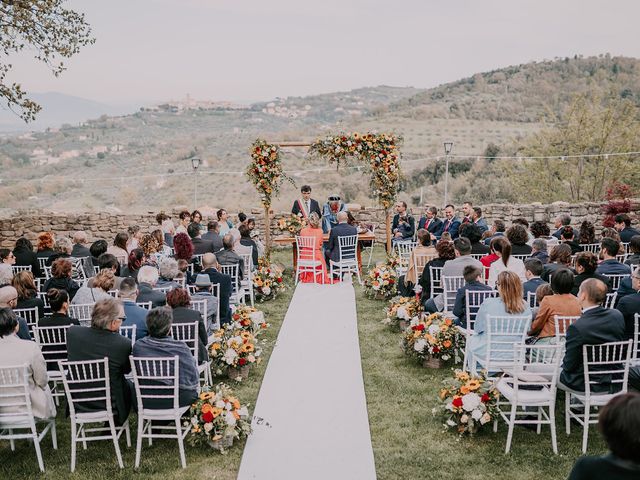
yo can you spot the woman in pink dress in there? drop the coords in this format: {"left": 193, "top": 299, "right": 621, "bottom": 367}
{"left": 298, "top": 213, "right": 331, "bottom": 283}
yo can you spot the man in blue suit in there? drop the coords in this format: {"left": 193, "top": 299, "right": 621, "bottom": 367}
{"left": 434, "top": 204, "right": 461, "bottom": 240}
{"left": 596, "top": 238, "right": 632, "bottom": 276}
{"left": 522, "top": 258, "right": 547, "bottom": 300}
{"left": 200, "top": 253, "right": 233, "bottom": 326}
{"left": 417, "top": 206, "right": 443, "bottom": 235}
{"left": 452, "top": 265, "right": 493, "bottom": 327}
{"left": 614, "top": 213, "right": 640, "bottom": 243}
{"left": 325, "top": 211, "right": 358, "bottom": 267}
{"left": 119, "top": 277, "right": 149, "bottom": 341}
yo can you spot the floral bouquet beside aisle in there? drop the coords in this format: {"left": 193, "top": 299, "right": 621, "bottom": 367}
{"left": 383, "top": 296, "right": 422, "bottom": 330}
{"left": 401, "top": 313, "right": 464, "bottom": 363}
{"left": 253, "top": 257, "right": 285, "bottom": 301}
{"left": 186, "top": 383, "right": 252, "bottom": 452}
{"left": 277, "top": 214, "right": 307, "bottom": 236}
{"left": 210, "top": 328, "right": 262, "bottom": 379}
{"left": 229, "top": 304, "right": 269, "bottom": 335}
{"left": 364, "top": 258, "right": 398, "bottom": 299}
{"left": 435, "top": 369, "right": 499, "bottom": 436}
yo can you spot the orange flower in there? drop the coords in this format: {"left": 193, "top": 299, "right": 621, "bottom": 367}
{"left": 444, "top": 318, "right": 453, "bottom": 326}
{"left": 210, "top": 407, "right": 223, "bottom": 418}
{"left": 459, "top": 385, "right": 470, "bottom": 395}
{"left": 443, "top": 340, "right": 452, "bottom": 348}
{"left": 201, "top": 403, "right": 214, "bottom": 414}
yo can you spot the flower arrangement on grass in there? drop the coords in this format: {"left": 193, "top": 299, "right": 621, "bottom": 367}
{"left": 230, "top": 304, "right": 269, "bottom": 334}
{"left": 435, "top": 369, "right": 499, "bottom": 436}
{"left": 383, "top": 296, "right": 422, "bottom": 330}
{"left": 364, "top": 257, "right": 398, "bottom": 299}
{"left": 210, "top": 327, "right": 262, "bottom": 380}
{"left": 186, "top": 383, "right": 252, "bottom": 451}
{"left": 277, "top": 214, "right": 307, "bottom": 236}
{"left": 401, "top": 312, "right": 464, "bottom": 363}
{"left": 252, "top": 257, "right": 285, "bottom": 301}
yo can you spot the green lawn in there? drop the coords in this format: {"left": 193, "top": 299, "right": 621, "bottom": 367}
{"left": 1, "top": 247, "right": 603, "bottom": 479}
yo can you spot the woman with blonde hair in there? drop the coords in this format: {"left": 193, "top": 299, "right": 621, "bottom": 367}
{"left": 71, "top": 268, "right": 116, "bottom": 305}
{"left": 297, "top": 212, "right": 332, "bottom": 283}
{"left": 468, "top": 270, "right": 532, "bottom": 362}
{"left": 398, "top": 228, "right": 436, "bottom": 296}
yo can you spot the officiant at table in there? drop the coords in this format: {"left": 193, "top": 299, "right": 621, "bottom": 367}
{"left": 291, "top": 185, "right": 322, "bottom": 220}
{"left": 322, "top": 194, "right": 347, "bottom": 233}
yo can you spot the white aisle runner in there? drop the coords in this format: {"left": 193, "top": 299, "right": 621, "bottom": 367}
{"left": 238, "top": 282, "right": 376, "bottom": 480}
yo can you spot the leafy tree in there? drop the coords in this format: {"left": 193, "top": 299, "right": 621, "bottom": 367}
{"left": 0, "top": 0, "right": 94, "bottom": 122}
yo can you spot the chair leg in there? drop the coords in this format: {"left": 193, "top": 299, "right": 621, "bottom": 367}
{"left": 125, "top": 420, "right": 131, "bottom": 448}
{"left": 565, "top": 393, "right": 571, "bottom": 435}
{"left": 537, "top": 408, "right": 542, "bottom": 434}
{"left": 176, "top": 418, "right": 187, "bottom": 468}
{"left": 135, "top": 417, "right": 144, "bottom": 468}
{"left": 32, "top": 424, "right": 45, "bottom": 472}
{"left": 70, "top": 421, "right": 77, "bottom": 473}
{"left": 505, "top": 403, "right": 517, "bottom": 454}
{"left": 109, "top": 418, "right": 125, "bottom": 469}
{"left": 581, "top": 403, "right": 590, "bottom": 454}
{"left": 9, "top": 429, "right": 15, "bottom": 450}
{"left": 549, "top": 403, "right": 558, "bottom": 455}
{"left": 51, "top": 420, "right": 58, "bottom": 450}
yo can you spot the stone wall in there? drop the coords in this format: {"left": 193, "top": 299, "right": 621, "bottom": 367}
{"left": 1, "top": 200, "right": 638, "bottom": 248}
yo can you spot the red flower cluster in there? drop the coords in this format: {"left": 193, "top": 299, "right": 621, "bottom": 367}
{"left": 481, "top": 393, "right": 490, "bottom": 403}
{"left": 202, "top": 411, "right": 214, "bottom": 423}
{"left": 412, "top": 324, "right": 425, "bottom": 331}
{"left": 452, "top": 397, "right": 463, "bottom": 408}
{"left": 239, "top": 358, "right": 247, "bottom": 366}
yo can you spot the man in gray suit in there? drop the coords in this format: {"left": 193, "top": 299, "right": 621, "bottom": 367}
{"left": 202, "top": 221, "right": 224, "bottom": 253}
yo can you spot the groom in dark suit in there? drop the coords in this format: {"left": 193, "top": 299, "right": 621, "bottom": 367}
{"left": 325, "top": 211, "right": 357, "bottom": 267}
{"left": 291, "top": 185, "right": 321, "bottom": 219}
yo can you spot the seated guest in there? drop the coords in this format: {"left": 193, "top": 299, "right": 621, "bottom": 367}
{"left": 200, "top": 253, "right": 232, "bottom": 325}
{"left": 118, "top": 277, "right": 149, "bottom": 341}
{"left": 0, "top": 248, "right": 15, "bottom": 268}
{"left": 624, "top": 235, "right": 640, "bottom": 266}
{"left": 46, "top": 237, "right": 73, "bottom": 266}
{"left": 559, "top": 279, "right": 625, "bottom": 393}
{"left": 506, "top": 224, "right": 532, "bottom": 255}
{"left": 0, "top": 263, "right": 12, "bottom": 287}
{"left": 398, "top": 229, "right": 436, "bottom": 296}
{"left": 417, "top": 206, "right": 442, "bottom": 235}
{"left": 573, "top": 251, "right": 611, "bottom": 295}
{"left": 188, "top": 222, "right": 215, "bottom": 256}
{"left": 106, "top": 232, "right": 129, "bottom": 264}
{"left": 246, "top": 218, "right": 265, "bottom": 257}
{"left": 468, "top": 271, "right": 531, "bottom": 362}
{"left": 529, "top": 238, "right": 549, "bottom": 264}
{"left": 71, "top": 268, "right": 115, "bottom": 305}
{"left": 172, "top": 232, "right": 194, "bottom": 264}
{"left": 13, "top": 237, "right": 41, "bottom": 277}
{"left": 614, "top": 213, "right": 640, "bottom": 243}
{"left": 482, "top": 219, "right": 506, "bottom": 246}
{"left": 175, "top": 210, "right": 191, "bottom": 236}
{"left": 512, "top": 218, "right": 534, "bottom": 245}
{"left": 66, "top": 298, "right": 133, "bottom": 426}
{"left": 156, "top": 212, "right": 172, "bottom": 245}
{"left": 120, "top": 248, "right": 145, "bottom": 281}
{"left": 527, "top": 268, "right": 581, "bottom": 343}
{"left": 229, "top": 228, "right": 253, "bottom": 268}
{"left": 216, "top": 209, "right": 234, "bottom": 237}
{"left": 157, "top": 257, "right": 181, "bottom": 290}
{"left": 202, "top": 220, "right": 223, "bottom": 252}
{"left": 166, "top": 288, "right": 208, "bottom": 363}
{"left": 480, "top": 240, "right": 499, "bottom": 282}
{"left": 35, "top": 232, "right": 56, "bottom": 262}
{"left": 552, "top": 213, "right": 574, "bottom": 239}
{"left": 89, "top": 239, "right": 108, "bottom": 267}
{"left": 0, "top": 307, "right": 56, "bottom": 420}
{"left": 191, "top": 210, "right": 205, "bottom": 233}
{"left": 71, "top": 231, "right": 91, "bottom": 258}
{"left": 176, "top": 259, "right": 191, "bottom": 283}
{"left": 522, "top": 258, "right": 547, "bottom": 299}
{"left": 530, "top": 220, "right": 559, "bottom": 247}
{"left": 616, "top": 267, "right": 640, "bottom": 340}
{"left": 434, "top": 204, "right": 460, "bottom": 240}
{"left": 471, "top": 207, "right": 489, "bottom": 234}
{"left": 151, "top": 229, "right": 171, "bottom": 256}
{"left": 39, "top": 288, "right": 79, "bottom": 327}
{"left": 578, "top": 220, "right": 597, "bottom": 246}
{"left": 136, "top": 265, "right": 166, "bottom": 308}
{"left": 559, "top": 225, "right": 581, "bottom": 255}
{"left": 131, "top": 307, "right": 199, "bottom": 408}
{"left": 418, "top": 240, "right": 455, "bottom": 302}
{"left": 43, "top": 258, "right": 80, "bottom": 300}
{"left": 325, "top": 211, "right": 358, "bottom": 272}
{"left": 191, "top": 274, "right": 219, "bottom": 332}
{"left": 127, "top": 225, "right": 142, "bottom": 252}
{"left": 88, "top": 253, "right": 125, "bottom": 290}
{"left": 488, "top": 237, "right": 526, "bottom": 288}
{"left": 391, "top": 201, "right": 415, "bottom": 244}
{"left": 596, "top": 238, "right": 632, "bottom": 276}
{"left": 541, "top": 244, "right": 573, "bottom": 282}
{"left": 239, "top": 224, "right": 259, "bottom": 267}
{"left": 461, "top": 201, "right": 473, "bottom": 223}
{"left": 217, "top": 233, "right": 245, "bottom": 280}
{"left": 139, "top": 233, "right": 163, "bottom": 261}
{"left": 460, "top": 223, "right": 489, "bottom": 255}
{"left": 12, "top": 271, "right": 45, "bottom": 319}
{"left": 567, "top": 393, "right": 640, "bottom": 480}
{"left": 601, "top": 228, "right": 625, "bottom": 254}
{"left": 0, "top": 285, "right": 31, "bottom": 340}
{"left": 532, "top": 283, "right": 554, "bottom": 317}
{"left": 452, "top": 265, "right": 493, "bottom": 327}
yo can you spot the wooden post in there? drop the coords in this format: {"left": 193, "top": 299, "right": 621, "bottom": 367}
{"left": 264, "top": 205, "right": 271, "bottom": 258}
{"left": 385, "top": 208, "right": 392, "bottom": 254}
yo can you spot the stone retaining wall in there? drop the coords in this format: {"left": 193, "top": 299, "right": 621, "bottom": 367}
{"left": 0, "top": 200, "right": 638, "bottom": 248}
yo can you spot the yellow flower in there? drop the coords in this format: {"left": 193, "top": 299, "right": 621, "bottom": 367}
{"left": 466, "top": 380, "right": 481, "bottom": 391}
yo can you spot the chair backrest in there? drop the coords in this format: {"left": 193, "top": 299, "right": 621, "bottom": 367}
{"left": 602, "top": 274, "right": 630, "bottom": 292}
{"left": 413, "top": 253, "right": 434, "bottom": 279}
{"left": 107, "top": 289, "right": 119, "bottom": 298}
{"left": 43, "top": 265, "right": 52, "bottom": 280}
{"left": 485, "top": 315, "right": 531, "bottom": 371}
{"left": 512, "top": 343, "right": 563, "bottom": 391}
{"left": 219, "top": 264, "right": 240, "bottom": 293}
{"left": 119, "top": 325, "right": 137, "bottom": 346}
{"left": 170, "top": 321, "right": 199, "bottom": 364}
{"left": 0, "top": 365, "right": 33, "bottom": 425}
{"left": 338, "top": 234, "right": 358, "bottom": 261}
{"left": 37, "top": 257, "right": 48, "bottom": 271}
{"left": 35, "top": 291, "right": 51, "bottom": 315}
{"left": 621, "top": 242, "right": 630, "bottom": 254}
{"left": 526, "top": 291, "right": 538, "bottom": 308}
{"left": 583, "top": 340, "right": 633, "bottom": 396}
{"left": 189, "top": 299, "right": 208, "bottom": 324}
{"left": 70, "top": 257, "right": 89, "bottom": 281}
{"left": 238, "top": 252, "right": 252, "bottom": 277}
{"left": 34, "top": 325, "right": 70, "bottom": 371}
{"left": 442, "top": 276, "right": 465, "bottom": 312}
{"left": 615, "top": 253, "right": 628, "bottom": 264}
{"left": 634, "top": 314, "right": 640, "bottom": 364}
{"left": 129, "top": 356, "right": 180, "bottom": 411}
{"left": 295, "top": 236, "right": 316, "bottom": 263}
{"left": 604, "top": 292, "right": 618, "bottom": 309}
{"left": 395, "top": 242, "right": 415, "bottom": 267}
{"left": 136, "top": 301, "right": 153, "bottom": 310}
{"left": 553, "top": 315, "right": 580, "bottom": 340}
{"left": 58, "top": 357, "right": 112, "bottom": 417}
{"left": 153, "top": 285, "right": 173, "bottom": 294}
{"left": 13, "top": 307, "right": 39, "bottom": 339}
{"left": 580, "top": 243, "right": 600, "bottom": 254}
{"left": 470, "top": 253, "right": 484, "bottom": 261}
{"left": 511, "top": 254, "right": 530, "bottom": 261}
{"left": 429, "top": 265, "right": 444, "bottom": 298}
{"left": 464, "top": 289, "right": 497, "bottom": 330}
{"left": 93, "top": 266, "right": 100, "bottom": 276}
{"left": 68, "top": 303, "right": 95, "bottom": 327}
{"left": 11, "top": 265, "right": 31, "bottom": 274}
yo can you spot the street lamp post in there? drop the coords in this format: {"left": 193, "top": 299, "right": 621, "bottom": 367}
{"left": 443, "top": 141, "right": 454, "bottom": 206}
{"left": 191, "top": 156, "right": 201, "bottom": 209}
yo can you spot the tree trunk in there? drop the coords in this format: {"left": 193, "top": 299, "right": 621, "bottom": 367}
{"left": 264, "top": 205, "right": 271, "bottom": 259}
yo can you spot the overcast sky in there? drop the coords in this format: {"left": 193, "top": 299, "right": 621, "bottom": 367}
{"left": 9, "top": 0, "right": 640, "bottom": 105}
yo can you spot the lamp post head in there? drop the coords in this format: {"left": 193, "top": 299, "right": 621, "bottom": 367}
{"left": 190, "top": 156, "right": 201, "bottom": 170}
{"left": 443, "top": 141, "right": 454, "bottom": 155}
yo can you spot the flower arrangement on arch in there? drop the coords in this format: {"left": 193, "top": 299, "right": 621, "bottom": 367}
{"left": 210, "top": 327, "right": 262, "bottom": 377}
{"left": 252, "top": 257, "right": 285, "bottom": 301}
{"left": 277, "top": 214, "right": 307, "bottom": 236}
{"left": 401, "top": 312, "right": 465, "bottom": 362}
{"left": 364, "top": 257, "right": 399, "bottom": 299}
{"left": 229, "top": 304, "right": 269, "bottom": 334}
{"left": 435, "top": 369, "right": 500, "bottom": 436}
{"left": 383, "top": 296, "right": 422, "bottom": 330}
{"left": 185, "top": 383, "right": 252, "bottom": 451}
{"left": 246, "top": 139, "right": 293, "bottom": 208}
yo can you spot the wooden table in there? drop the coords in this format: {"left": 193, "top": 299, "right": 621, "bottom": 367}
{"left": 274, "top": 231, "right": 375, "bottom": 273}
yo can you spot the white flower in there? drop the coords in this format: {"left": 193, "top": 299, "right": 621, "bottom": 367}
{"left": 225, "top": 402, "right": 233, "bottom": 411}
{"left": 414, "top": 339, "right": 427, "bottom": 352}
{"left": 215, "top": 400, "right": 225, "bottom": 408}
{"left": 471, "top": 409, "right": 482, "bottom": 421}
{"left": 249, "top": 311, "right": 264, "bottom": 327}
{"left": 223, "top": 348, "right": 238, "bottom": 365}
{"left": 237, "top": 407, "right": 249, "bottom": 417}
{"left": 396, "top": 306, "right": 408, "bottom": 320}
{"left": 446, "top": 419, "right": 456, "bottom": 427}
{"left": 441, "top": 354, "right": 450, "bottom": 361}
{"left": 373, "top": 284, "right": 380, "bottom": 291}
{"left": 480, "top": 412, "right": 491, "bottom": 425}
{"left": 262, "top": 286, "right": 271, "bottom": 295}
{"left": 428, "top": 324, "right": 440, "bottom": 336}
{"left": 191, "top": 417, "right": 199, "bottom": 426}
{"left": 462, "top": 393, "right": 481, "bottom": 412}
{"left": 204, "top": 422, "right": 214, "bottom": 433}
{"left": 225, "top": 411, "right": 237, "bottom": 426}
{"left": 460, "top": 414, "right": 468, "bottom": 423}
